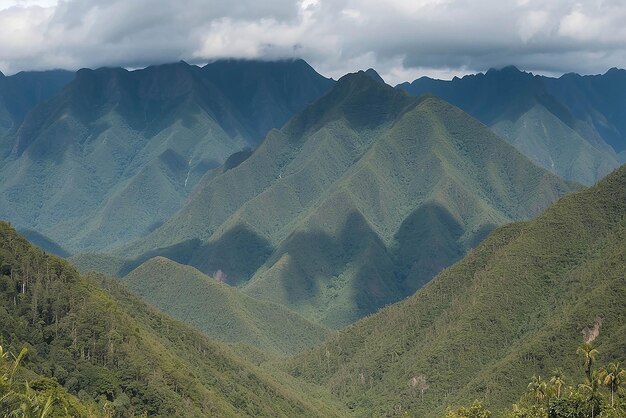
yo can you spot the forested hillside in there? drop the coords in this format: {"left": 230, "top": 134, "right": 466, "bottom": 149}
{"left": 120, "top": 71, "right": 579, "bottom": 327}
{"left": 124, "top": 257, "right": 329, "bottom": 356}
{"left": 0, "top": 222, "right": 343, "bottom": 417}
{"left": 287, "top": 165, "right": 626, "bottom": 416}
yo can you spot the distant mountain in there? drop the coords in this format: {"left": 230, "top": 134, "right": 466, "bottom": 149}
{"left": 288, "top": 164, "right": 626, "bottom": 416}
{"left": 543, "top": 68, "right": 626, "bottom": 162}
{"left": 121, "top": 72, "right": 578, "bottom": 328}
{"left": 0, "top": 221, "right": 343, "bottom": 417}
{"left": 0, "top": 69, "right": 74, "bottom": 155}
{"left": 364, "top": 68, "right": 385, "bottom": 84}
{"left": 0, "top": 59, "right": 333, "bottom": 253}
{"left": 124, "top": 256, "right": 329, "bottom": 356}
{"left": 398, "top": 66, "right": 622, "bottom": 184}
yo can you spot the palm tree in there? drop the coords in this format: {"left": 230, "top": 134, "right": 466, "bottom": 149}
{"left": 578, "top": 370, "right": 602, "bottom": 418}
{"left": 577, "top": 343, "right": 599, "bottom": 383}
{"left": 0, "top": 345, "right": 53, "bottom": 418}
{"left": 598, "top": 362, "right": 625, "bottom": 408}
{"left": 549, "top": 368, "right": 566, "bottom": 398}
{"left": 527, "top": 375, "right": 548, "bottom": 404}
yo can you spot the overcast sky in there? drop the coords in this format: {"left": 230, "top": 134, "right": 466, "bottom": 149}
{"left": 1, "top": 0, "right": 625, "bottom": 84}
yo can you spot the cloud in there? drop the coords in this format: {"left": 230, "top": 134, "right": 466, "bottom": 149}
{"left": 0, "top": 0, "right": 625, "bottom": 84}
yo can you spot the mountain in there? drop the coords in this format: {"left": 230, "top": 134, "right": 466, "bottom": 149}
{"left": 287, "top": 164, "right": 626, "bottom": 416}
{"left": 364, "top": 68, "right": 385, "bottom": 84}
{"left": 543, "top": 68, "right": 626, "bottom": 162}
{"left": 0, "top": 221, "right": 343, "bottom": 417}
{"left": 123, "top": 257, "right": 329, "bottom": 356}
{"left": 0, "top": 70, "right": 74, "bottom": 155}
{"left": 118, "top": 72, "right": 579, "bottom": 328}
{"left": 398, "top": 66, "right": 622, "bottom": 185}
{"left": 0, "top": 59, "right": 333, "bottom": 253}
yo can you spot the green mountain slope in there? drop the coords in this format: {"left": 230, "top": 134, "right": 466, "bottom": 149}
{"left": 121, "top": 72, "right": 579, "bottom": 328}
{"left": 0, "top": 221, "right": 343, "bottom": 417}
{"left": 287, "top": 164, "right": 626, "bottom": 416}
{"left": 398, "top": 66, "right": 621, "bottom": 184}
{"left": 124, "top": 257, "right": 329, "bottom": 356}
{"left": 0, "top": 60, "right": 332, "bottom": 253}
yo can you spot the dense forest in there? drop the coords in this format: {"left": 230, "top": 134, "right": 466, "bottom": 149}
{"left": 0, "top": 222, "right": 342, "bottom": 417}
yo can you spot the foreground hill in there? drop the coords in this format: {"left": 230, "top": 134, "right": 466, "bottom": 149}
{"left": 287, "top": 164, "right": 626, "bottom": 416}
{"left": 0, "top": 222, "right": 342, "bottom": 417}
{"left": 122, "top": 72, "right": 579, "bottom": 327}
{"left": 398, "top": 66, "right": 622, "bottom": 184}
{"left": 124, "top": 257, "right": 329, "bottom": 356}
{"left": 0, "top": 60, "right": 332, "bottom": 253}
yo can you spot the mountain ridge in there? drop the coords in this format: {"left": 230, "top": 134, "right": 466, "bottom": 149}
{"left": 113, "top": 72, "right": 579, "bottom": 327}
{"left": 398, "top": 66, "right": 623, "bottom": 184}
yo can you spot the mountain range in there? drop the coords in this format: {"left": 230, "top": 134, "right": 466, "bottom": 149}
{"left": 112, "top": 71, "right": 578, "bottom": 328}
{"left": 398, "top": 66, "right": 626, "bottom": 185}
{"left": 1, "top": 57, "right": 625, "bottom": 417}
{"left": 2, "top": 158, "right": 624, "bottom": 417}
{"left": 0, "top": 59, "right": 332, "bottom": 253}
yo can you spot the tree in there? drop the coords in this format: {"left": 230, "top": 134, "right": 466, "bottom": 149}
{"left": 576, "top": 343, "right": 599, "bottom": 384}
{"left": 548, "top": 368, "right": 566, "bottom": 399}
{"left": 598, "top": 362, "right": 625, "bottom": 408}
{"left": 577, "top": 370, "right": 602, "bottom": 418}
{"left": 445, "top": 400, "right": 491, "bottom": 418}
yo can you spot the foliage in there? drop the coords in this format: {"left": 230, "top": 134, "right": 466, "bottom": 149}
{"left": 445, "top": 400, "right": 492, "bottom": 417}
{"left": 124, "top": 71, "right": 577, "bottom": 328}
{"left": 0, "top": 221, "right": 344, "bottom": 417}
{"left": 0, "top": 60, "right": 332, "bottom": 253}
{"left": 123, "top": 256, "right": 329, "bottom": 356}
{"left": 286, "top": 164, "right": 626, "bottom": 416}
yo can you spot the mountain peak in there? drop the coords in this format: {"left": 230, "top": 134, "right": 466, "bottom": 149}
{"left": 486, "top": 65, "right": 523, "bottom": 75}
{"left": 364, "top": 68, "right": 385, "bottom": 84}
{"left": 0, "top": 70, "right": 4, "bottom": 78}
{"left": 313, "top": 70, "right": 415, "bottom": 125}
{"left": 605, "top": 67, "right": 625, "bottom": 76}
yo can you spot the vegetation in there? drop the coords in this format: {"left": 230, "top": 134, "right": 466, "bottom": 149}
{"left": 398, "top": 66, "right": 622, "bottom": 184}
{"left": 285, "top": 164, "right": 626, "bottom": 416}
{"left": 0, "top": 221, "right": 344, "bottom": 417}
{"left": 0, "top": 345, "right": 94, "bottom": 417}
{"left": 0, "top": 60, "right": 332, "bottom": 253}
{"left": 448, "top": 344, "right": 626, "bottom": 417}
{"left": 123, "top": 257, "right": 329, "bottom": 356}
{"left": 125, "top": 71, "right": 578, "bottom": 327}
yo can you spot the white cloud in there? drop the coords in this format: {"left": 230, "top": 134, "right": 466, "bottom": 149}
{"left": 0, "top": 0, "right": 625, "bottom": 84}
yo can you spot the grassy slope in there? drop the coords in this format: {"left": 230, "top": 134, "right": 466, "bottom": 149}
{"left": 286, "top": 165, "right": 626, "bottom": 417}
{"left": 398, "top": 67, "right": 620, "bottom": 185}
{"left": 0, "top": 222, "right": 343, "bottom": 417}
{"left": 124, "top": 72, "right": 579, "bottom": 328}
{"left": 123, "top": 257, "right": 329, "bottom": 356}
